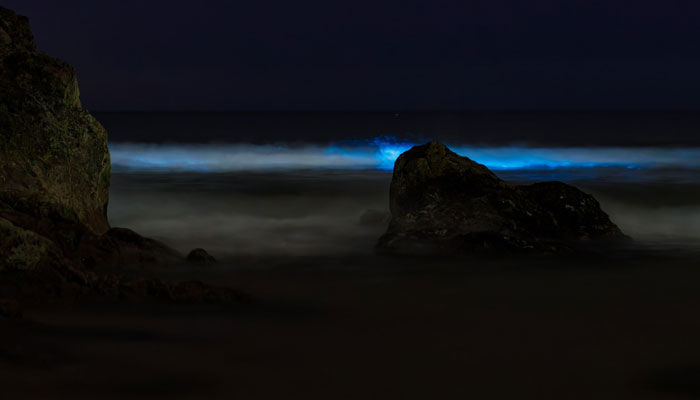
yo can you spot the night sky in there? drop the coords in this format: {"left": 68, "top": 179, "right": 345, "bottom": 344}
{"left": 4, "top": 0, "right": 700, "bottom": 110}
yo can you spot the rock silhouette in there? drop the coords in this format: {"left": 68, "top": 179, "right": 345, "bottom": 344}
{"left": 186, "top": 248, "right": 217, "bottom": 265}
{"left": 378, "top": 142, "right": 627, "bottom": 253}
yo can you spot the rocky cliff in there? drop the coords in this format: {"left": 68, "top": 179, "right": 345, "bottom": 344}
{"left": 0, "top": 7, "right": 111, "bottom": 272}
{"left": 0, "top": 7, "right": 237, "bottom": 305}
{"left": 378, "top": 142, "right": 627, "bottom": 254}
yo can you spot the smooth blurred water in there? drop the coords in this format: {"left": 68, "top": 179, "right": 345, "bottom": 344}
{"left": 108, "top": 167, "right": 700, "bottom": 258}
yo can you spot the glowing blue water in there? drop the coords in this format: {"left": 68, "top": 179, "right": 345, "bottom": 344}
{"left": 109, "top": 137, "right": 700, "bottom": 177}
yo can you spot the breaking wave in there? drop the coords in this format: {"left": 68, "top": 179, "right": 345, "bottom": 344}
{"left": 109, "top": 137, "right": 700, "bottom": 175}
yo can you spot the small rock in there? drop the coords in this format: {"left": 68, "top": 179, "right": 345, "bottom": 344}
{"left": 186, "top": 248, "right": 216, "bottom": 265}
{"left": 0, "top": 298, "right": 22, "bottom": 318}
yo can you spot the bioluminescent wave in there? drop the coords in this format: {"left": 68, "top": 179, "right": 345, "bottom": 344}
{"left": 109, "top": 139, "right": 700, "bottom": 175}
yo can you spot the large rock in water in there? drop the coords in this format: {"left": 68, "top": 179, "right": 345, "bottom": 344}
{"left": 378, "top": 142, "right": 626, "bottom": 253}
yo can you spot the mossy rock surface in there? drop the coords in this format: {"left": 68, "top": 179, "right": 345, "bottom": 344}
{"left": 0, "top": 217, "right": 59, "bottom": 272}
{"left": 0, "top": 6, "right": 110, "bottom": 238}
{"left": 379, "top": 142, "right": 627, "bottom": 254}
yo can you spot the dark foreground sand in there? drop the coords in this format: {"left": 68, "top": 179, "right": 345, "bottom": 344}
{"left": 3, "top": 252, "right": 700, "bottom": 399}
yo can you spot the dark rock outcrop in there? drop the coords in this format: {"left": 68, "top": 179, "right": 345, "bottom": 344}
{"left": 0, "top": 7, "right": 241, "bottom": 304}
{"left": 0, "top": 6, "right": 110, "bottom": 273}
{"left": 0, "top": 7, "right": 110, "bottom": 239}
{"left": 186, "top": 248, "right": 216, "bottom": 265}
{"left": 378, "top": 142, "right": 627, "bottom": 254}
{"left": 78, "top": 228, "right": 183, "bottom": 268}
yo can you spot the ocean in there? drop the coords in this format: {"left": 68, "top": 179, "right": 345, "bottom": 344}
{"left": 98, "top": 110, "right": 700, "bottom": 258}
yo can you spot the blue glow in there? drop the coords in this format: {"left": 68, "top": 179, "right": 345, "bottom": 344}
{"left": 109, "top": 138, "right": 700, "bottom": 178}
{"left": 370, "top": 136, "right": 416, "bottom": 170}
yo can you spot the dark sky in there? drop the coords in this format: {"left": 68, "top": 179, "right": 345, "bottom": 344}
{"left": 5, "top": 0, "right": 700, "bottom": 110}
